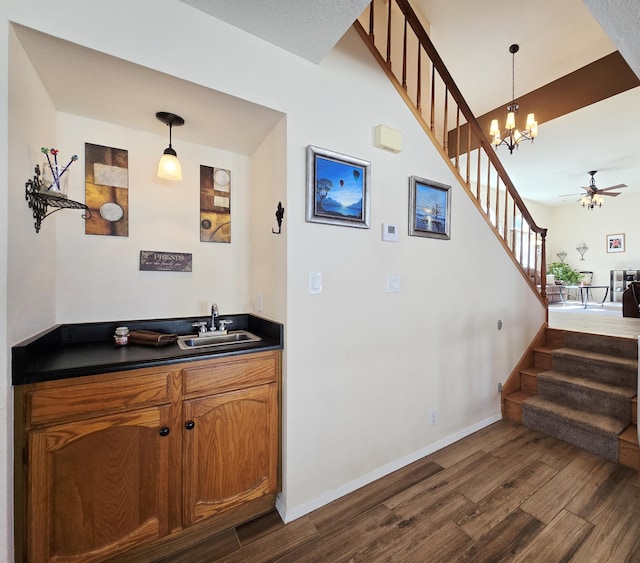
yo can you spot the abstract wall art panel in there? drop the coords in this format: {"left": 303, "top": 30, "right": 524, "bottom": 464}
{"left": 85, "top": 143, "right": 129, "bottom": 236}
{"left": 200, "top": 165, "right": 231, "bottom": 243}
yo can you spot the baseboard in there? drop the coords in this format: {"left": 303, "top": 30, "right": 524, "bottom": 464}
{"left": 277, "top": 413, "right": 501, "bottom": 524}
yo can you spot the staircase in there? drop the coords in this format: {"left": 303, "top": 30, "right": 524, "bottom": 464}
{"left": 504, "top": 328, "right": 640, "bottom": 469}
{"left": 353, "top": 2, "right": 640, "bottom": 468}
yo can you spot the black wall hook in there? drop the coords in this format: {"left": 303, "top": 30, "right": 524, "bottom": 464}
{"left": 272, "top": 201, "right": 284, "bottom": 234}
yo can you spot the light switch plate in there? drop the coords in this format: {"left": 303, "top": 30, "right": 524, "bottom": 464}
{"left": 386, "top": 275, "right": 400, "bottom": 293}
{"left": 309, "top": 272, "right": 322, "bottom": 294}
{"left": 382, "top": 223, "right": 399, "bottom": 242}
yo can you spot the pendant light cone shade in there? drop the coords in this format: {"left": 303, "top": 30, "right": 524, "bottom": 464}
{"left": 156, "top": 112, "right": 185, "bottom": 181}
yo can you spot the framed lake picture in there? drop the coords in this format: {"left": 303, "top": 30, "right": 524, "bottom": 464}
{"left": 409, "top": 175, "right": 451, "bottom": 240}
{"left": 306, "top": 145, "right": 370, "bottom": 228}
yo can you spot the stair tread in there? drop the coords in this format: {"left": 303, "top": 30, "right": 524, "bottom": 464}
{"left": 553, "top": 347, "right": 638, "bottom": 369}
{"left": 538, "top": 370, "right": 636, "bottom": 398}
{"left": 520, "top": 367, "right": 545, "bottom": 376}
{"left": 620, "top": 425, "right": 639, "bottom": 445}
{"left": 524, "top": 395, "right": 627, "bottom": 436}
{"left": 505, "top": 390, "right": 532, "bottom": 403}
{"left": 535, "top": 345, "right": 562, "bottom": 353}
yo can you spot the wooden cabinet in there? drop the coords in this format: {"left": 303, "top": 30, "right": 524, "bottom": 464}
{"left": 183, "top": 384, "right": 278, "bottom": 526}
{"left": 28, "top": 406, "right": 171, "bottom": 562}
{"left": 181, "top": 351, "right": 280, "bottom": 527}
{"left": 15, "top": 351, "right": 280, "bottom": 563}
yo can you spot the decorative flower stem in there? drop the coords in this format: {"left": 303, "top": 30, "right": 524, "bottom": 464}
{"left": 40, "top": 147, "right": 77, "bottom": 192}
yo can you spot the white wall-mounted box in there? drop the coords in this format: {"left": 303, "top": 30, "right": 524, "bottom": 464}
{"left": 374, "top": 124, "right": 402, "bottom": 153}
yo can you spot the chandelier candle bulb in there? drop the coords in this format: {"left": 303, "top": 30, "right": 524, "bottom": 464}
{"left": 525, "top": 113, "right": 535, "bottom": 131}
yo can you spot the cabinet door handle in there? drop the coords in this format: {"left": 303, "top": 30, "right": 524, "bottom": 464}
{"left": 184, "top": 420, "right": 195, "bottom": 430}
{"left": 159, "top": 427, "right": 170, "bottom": 437}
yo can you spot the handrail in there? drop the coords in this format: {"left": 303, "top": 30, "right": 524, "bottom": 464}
{"left": 354, "top": 0, "right": 548, "bottom": 303}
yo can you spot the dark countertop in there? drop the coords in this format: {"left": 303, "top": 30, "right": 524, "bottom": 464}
{"left": 12, "top": 314, "right": 284, "bottom": 385}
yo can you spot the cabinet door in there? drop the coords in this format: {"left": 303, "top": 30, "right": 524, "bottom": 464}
{"left": 183, "top": 383, "right": 278, "bottom": 526}
{"left": 28, "top": 406, "right": 171, "bottom": 563}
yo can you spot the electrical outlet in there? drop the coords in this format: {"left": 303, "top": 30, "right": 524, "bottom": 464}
{"left": 498, "top": 382, "right": 503, "bottom": 393}
{"left": 430, "top": 409, "right": 439, "bottom": 426}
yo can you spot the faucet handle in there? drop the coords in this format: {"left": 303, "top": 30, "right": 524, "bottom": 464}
{"left": 218, "top": 319, "right": 233, "bottom": 332}
{"left": 192, "top": 321, "right": 208, "bottom": 334}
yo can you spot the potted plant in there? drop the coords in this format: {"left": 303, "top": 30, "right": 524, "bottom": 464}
{"left": 547, "top": 262, "right": 581, "bottom": 285}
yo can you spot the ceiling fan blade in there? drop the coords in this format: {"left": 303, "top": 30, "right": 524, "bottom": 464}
{"left": 601, "top": 192, "right": 621, "bottom": 197}
{"left": 559, "top": 192, "right": 584, "bottom": 197}
{"left": 599, "top": 184, "right": 627, "bottom": 192}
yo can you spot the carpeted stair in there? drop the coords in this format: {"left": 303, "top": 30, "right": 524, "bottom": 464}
{"left": 522, "top": 332, "right": 638, "bottom": 462}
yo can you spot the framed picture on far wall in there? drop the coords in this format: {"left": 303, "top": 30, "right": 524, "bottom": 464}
{"left": 409, "top": 175, "right": 451, "bottom": 240}
{"left": 305, "top": 145, "right": 370, "bottom": 228}
{"left": 606, "top": 233, "right": 625, "bottom": 253}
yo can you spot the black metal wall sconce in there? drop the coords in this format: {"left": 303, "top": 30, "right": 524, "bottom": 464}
{"left": 272, "top": 201, "right": 284, "bottom": 234}
{"left": 25, "top": 165, "right": 91, "bottom": 233}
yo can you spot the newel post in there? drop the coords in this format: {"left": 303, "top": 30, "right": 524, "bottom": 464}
{"left": 540, "top": 229, "right": 548, "bottom": 302}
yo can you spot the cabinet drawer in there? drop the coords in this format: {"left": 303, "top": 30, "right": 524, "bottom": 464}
{"left": 183, "top": 351, "right": 279, "bottom": 397}
{"left": 28, "top": 370, "right": 174, "bottom": 426}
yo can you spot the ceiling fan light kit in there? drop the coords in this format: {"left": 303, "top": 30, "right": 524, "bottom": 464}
{"left": 489, "top": 44, "right": 538, "bottom": 154}
{"left": 580, "top": 170, "right": 626, "bottom": 210}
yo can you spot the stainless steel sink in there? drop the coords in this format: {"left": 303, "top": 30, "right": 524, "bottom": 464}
{"left": 177, "top": 330, "right": 261, "bottom": 350}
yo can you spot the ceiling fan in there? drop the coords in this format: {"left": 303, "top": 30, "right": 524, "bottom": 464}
{"left": 560, "top": 170, "right": 627, "bottom": 199}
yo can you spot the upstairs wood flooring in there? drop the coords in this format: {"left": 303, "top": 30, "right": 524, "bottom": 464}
{"left": 548, "top": 301, "right": 640, "bottom": 339}
{"left": 154, "top": 421, "right": 640, "bottom": 562}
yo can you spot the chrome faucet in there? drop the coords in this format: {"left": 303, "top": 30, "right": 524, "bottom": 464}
{"left": 211, "top": 303, "right": 219, "bottom": 331}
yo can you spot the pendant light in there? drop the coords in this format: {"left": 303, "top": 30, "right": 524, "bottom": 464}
{"left": 489, "top": 44, "right": 538, "bottom": 154}
{"left": 156, "top": 112, "right": 185, "bottom": 181}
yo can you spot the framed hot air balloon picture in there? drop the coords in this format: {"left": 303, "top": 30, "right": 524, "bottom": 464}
{"left": 306, "top": 145, "right": 370, "bottom": 228}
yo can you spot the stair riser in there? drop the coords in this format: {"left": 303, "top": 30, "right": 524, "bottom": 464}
{"left": 521, "top": 372, "right": 538, "bottom": 394}
{"left": 534, "top": 350, "right": 553, "bottom": 370}
{"left": 552, "top": 355, "right": 636, "bottom": 387}
{"left": 537, "top": 377, "right": 632, "bottom": 421}
{"left": 522, "top": 404, "right": 619, "bottom": 462}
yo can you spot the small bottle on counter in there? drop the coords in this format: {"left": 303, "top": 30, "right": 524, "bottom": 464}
{"left": 114, "top": 326, "right": 130, "bottom": 346}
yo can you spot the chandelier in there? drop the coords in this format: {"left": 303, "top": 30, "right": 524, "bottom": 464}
{"left": 489, "top": 44, "right": 538, "bottom": 154}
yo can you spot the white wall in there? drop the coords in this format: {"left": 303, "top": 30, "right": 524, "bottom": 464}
{"left": 2, "top": 0, "right": 546, "bottom": 556}
{"left": 249, "top": 117, "right": 287, "bottom": 322}
{"left": 0, "top": 14, "right": 10, "bottom": 563}
{"left": 55, "top": 113, "right": 254, "bottom": 322}
{"left": 548, "top": 191, "right": 640, "bottom": 288}
{"left": 7, "top": 25, "right": 57, "bottom": 344}
{"left": 280, "top": 29, "right": 542, "bottom": 515}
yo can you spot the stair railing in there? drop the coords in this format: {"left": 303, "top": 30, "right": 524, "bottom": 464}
{"left": 354, "top": 0, "right": 547, "bottom": 302}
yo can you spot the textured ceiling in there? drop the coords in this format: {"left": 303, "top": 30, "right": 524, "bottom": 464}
{"left": 179, "top": 0, "right": 371, "bottom": 63}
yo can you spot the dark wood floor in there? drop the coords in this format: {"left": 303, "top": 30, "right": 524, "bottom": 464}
{"left": 157, "top": 421, "right": 640, "bottom": 562}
